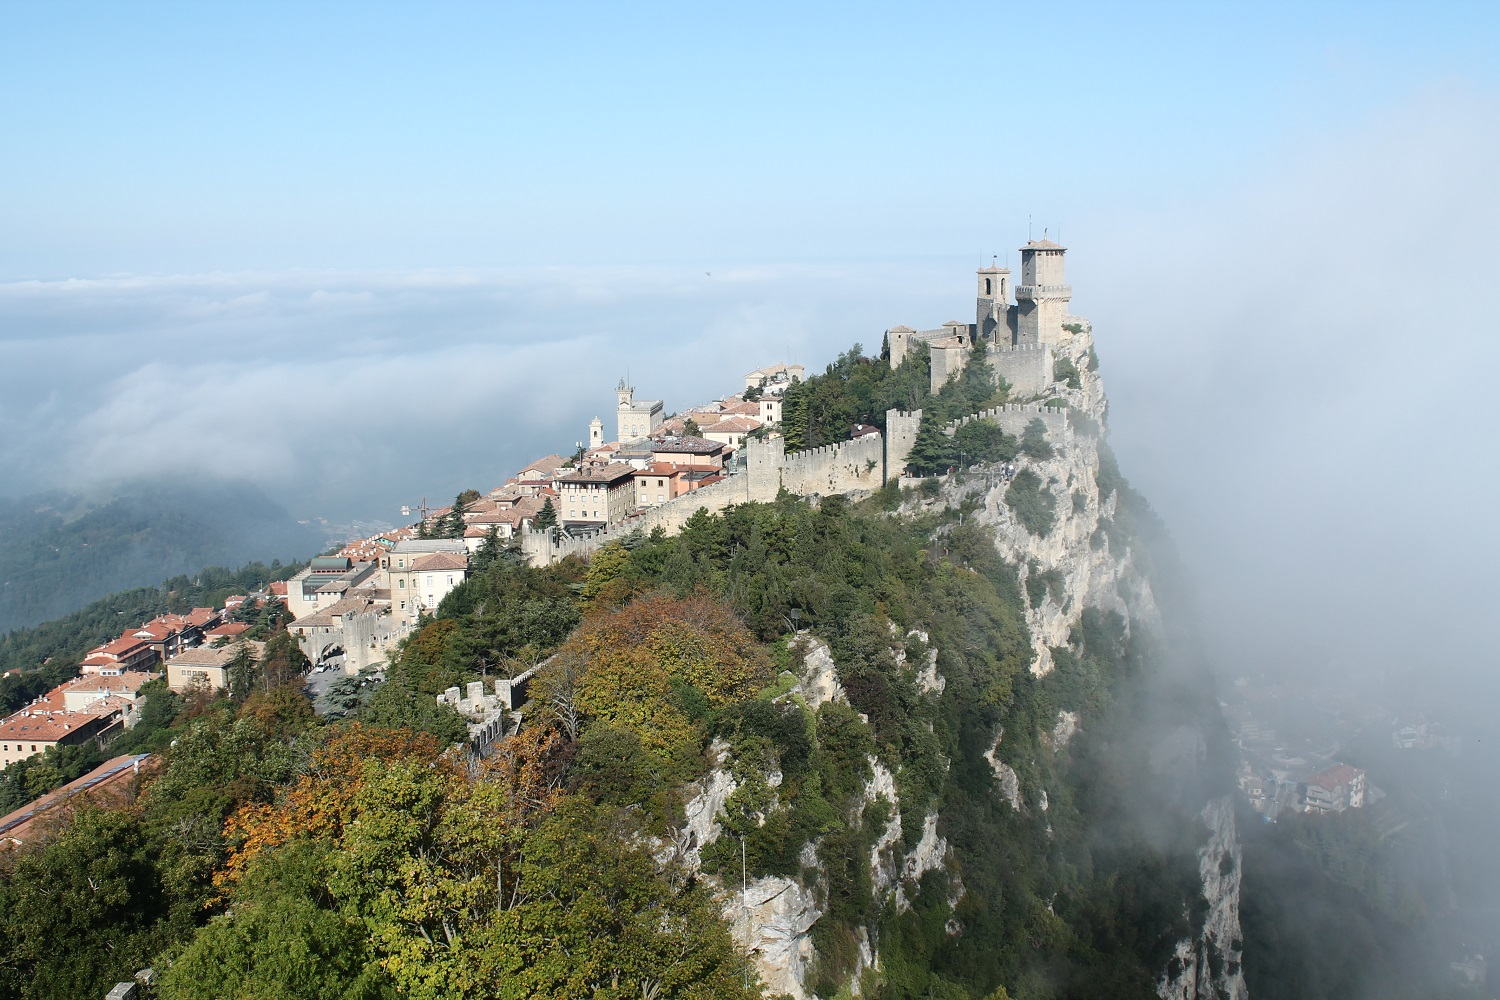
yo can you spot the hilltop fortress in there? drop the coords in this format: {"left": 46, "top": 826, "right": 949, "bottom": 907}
{"left": 520, "top": 239, "right": 1088, "bottom": 566}
{"left": 283, "top": 240, "right": 1097, "bottom": 675}
{"left": 888, "top": 238, "right": 1074, "bottom": 398}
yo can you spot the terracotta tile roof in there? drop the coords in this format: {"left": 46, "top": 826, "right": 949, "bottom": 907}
{"left": 168, "top": 640, "right": 266, "bottom": 668}
{"left": 410, "top": 552, "right": 468, "bottom": 572}
{"left": 64, "top": 673, "right": 157, "bottom": 697}
{"left": 703, "top": 416, "right": 761, "bottom": 434}
{"left": 0, "top": 712, "right": 104, "bottom": 743}
{"left": 206, "top": 622, "right": 250, "bottom": 638}
{"left": 96, "top": 637, "right": 149, "bottom": 657}
{"left": 0, "top": 753, "right": 154, "bottom": 846}
{"left": 1306, "top": 764, "right": 1363, "bottom": 789}
{"left": 519, "top": 454, "right": 570, "bottom": 478}
{"left": 650, "top": 436, "right": 726, "bottom": 455}
{"left": 269, "top": 582, "right": 288, "bottom": 597}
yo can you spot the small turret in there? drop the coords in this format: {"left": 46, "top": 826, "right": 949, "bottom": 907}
{"left": 588, "top": 416, "right": 604, "bottom": 449}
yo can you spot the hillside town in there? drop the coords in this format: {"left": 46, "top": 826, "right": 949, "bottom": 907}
{"left": 0, "top": 362, "right": 813, "bottom": 843}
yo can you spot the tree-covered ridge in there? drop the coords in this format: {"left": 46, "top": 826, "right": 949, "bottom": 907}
{"left": 0, "top": 560, "right": 301, "bottom": 681}
{"left": 0, "top": 480, "right": 321, "bottom": 634}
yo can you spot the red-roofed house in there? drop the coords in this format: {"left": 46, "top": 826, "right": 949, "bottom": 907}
{"left": 87, "top": 635, "right": 157, "bottom": 673}
{"left": 1301, "top": 763, "right": 1367, "bottom": 813}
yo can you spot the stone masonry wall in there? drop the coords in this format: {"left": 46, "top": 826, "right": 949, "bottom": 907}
{"left": 943, "top": 402, "right": 1070, "bottom": 442}
{"left": 521, "top": 472, "right": 752, "bottom": 565}
{"left": 990, "top": 343, "right": 1053, "bottom": 398}
{"left": 779, "top": 432, "right": 885, "bottom": 496}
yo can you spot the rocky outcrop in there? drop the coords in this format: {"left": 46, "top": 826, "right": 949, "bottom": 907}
{"left": 1158, "top": 797, "right": 1248, "bottom": 1000}
{"left": 792, "top": 637, "right": 848, "bottom": 709}
{"left": 729, "top": 876, "right": 823, "bottom": 1000}
{"left": 677, "top": 740, "right": 738, "bottom": 867}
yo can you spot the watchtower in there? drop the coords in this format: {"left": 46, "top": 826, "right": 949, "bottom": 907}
{"left": 616, "top": 379, "right": 634, "bottom": 408}
{"left": 588, "top": 416, "right": 604, "bottom": 449}
{"left": 976, "top": 264, "right": 1011, "bottom": 342}
{"left": 1015, "top": 239, "right": 1071, "bottom": 346}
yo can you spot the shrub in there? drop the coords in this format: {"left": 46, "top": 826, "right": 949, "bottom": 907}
{"left": 1005, "top": 470, "right": 1057, "bottom": 537}
{"left": 1054, "top": 357, "right": 1081, "bottom": 389}
{"left": 1020, "top": 418, "right": 1054, "bottom": 460}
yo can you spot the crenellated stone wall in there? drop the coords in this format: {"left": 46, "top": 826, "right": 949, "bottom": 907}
{"left": 943, "top": 402, "right": 1070, "bottom": 442}
{"left": 524, "top": 409, "right": 923, "bottom": 566}
{"left": 779, "top": 432, "right": 885, "bottom": 496}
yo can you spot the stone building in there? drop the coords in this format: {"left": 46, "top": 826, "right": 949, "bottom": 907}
{"left": 1015, "top": 239, "right": 1072, "bottom": 347}
{"left": 886, "top": 241, "right": 1075, "bottom": 398}
{"left": 615, "top": 380, "right": 665, "bottom": 441}
{"left": 557, "top": 462, "right": 637, "bottom": 528}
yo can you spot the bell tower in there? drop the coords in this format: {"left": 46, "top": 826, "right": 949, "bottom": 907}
{"left": 976, "top": 261, "right": 1012, "bottom": 343}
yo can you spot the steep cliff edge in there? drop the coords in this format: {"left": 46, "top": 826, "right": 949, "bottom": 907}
{"left": 674, "top": 321, "right": 1245, "bottom": 999}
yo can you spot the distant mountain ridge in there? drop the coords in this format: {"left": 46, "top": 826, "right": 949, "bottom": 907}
{"left": 0, "top": 479, "right": 321, "bottom": 634}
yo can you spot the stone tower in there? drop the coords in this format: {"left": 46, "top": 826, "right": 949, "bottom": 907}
{"left": 884, "top": 408, "right": 923, "bottom": 483}
{"left": 616, "top": 379, "right": 634, "bottom": 408}
{"left": 976, "top": 264, "right": 1012, "bottom": 342}
{"left": 589, "top": 416, "right": 604, "bottom": 449}
{"left": 1015, "top": 239, "right": 1071, "bottom": 346}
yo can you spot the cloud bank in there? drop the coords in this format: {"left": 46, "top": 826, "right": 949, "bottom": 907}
{"left": 0, "top": 263, "right": 962, "bottom": 521}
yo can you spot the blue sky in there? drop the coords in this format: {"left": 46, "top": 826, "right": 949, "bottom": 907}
{"left": 3, "top": 1, "right": 1495, "bottom": 276}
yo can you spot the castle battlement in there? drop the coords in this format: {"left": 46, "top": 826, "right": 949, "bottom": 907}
{"left": 944, "top": 403, "right": 1070, "bottom": 442}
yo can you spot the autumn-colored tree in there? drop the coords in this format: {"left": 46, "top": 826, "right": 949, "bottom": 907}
{"left": 551, "top": 591, "right": 772, "bottom": 776}
{"left": 236, "top": 682, "right": 316, "bottom": 737}
{"left": 218, "top": 725, "right": 451, "bottom": 888}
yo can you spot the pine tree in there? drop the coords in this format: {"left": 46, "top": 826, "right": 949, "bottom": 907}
{"left": 534, "top": 497, "right": 557, "bottom": 529}
{"left": 904, "top": 411, "right": 957, "bottom": 476}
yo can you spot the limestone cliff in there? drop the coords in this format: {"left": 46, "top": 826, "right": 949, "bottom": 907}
{"left": 671, "top": 320, "right": 1242, "bottom": 999}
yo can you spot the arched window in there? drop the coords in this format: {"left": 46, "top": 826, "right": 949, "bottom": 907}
{"left": 984, "top": 278, "right": 992, "bottom": 296}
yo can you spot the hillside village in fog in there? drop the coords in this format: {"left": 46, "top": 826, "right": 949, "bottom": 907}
{"left": 1, "top": 241, "right": 1399, "bottom": 855}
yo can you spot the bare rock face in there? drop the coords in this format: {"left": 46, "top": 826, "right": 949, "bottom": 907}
{"left": 729, "top": 877, "right": 823, "bottom": 1000}
{"left": 685, "top": 324, "right": 1241, "bottom": 999}
{"left": 677, "top": 740, "right": 738, "bottom": 867}
{"left": 1157, "top": 797, "right": 1248, "bottom": 1000}
{"left": 793, "top": 637, "right": 849, "bottom": 709}
{"left": 983, "top": 730, "right": 1024, "bottom": 812}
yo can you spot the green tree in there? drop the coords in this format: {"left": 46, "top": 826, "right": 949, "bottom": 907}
{"left": 0, "top": 808, "right": 170, "bottom": 1000}
{"left": 683, "top": 416, "right": 702, "bottom": 437}
{"left": 156, "top": 842, "right": 394, "bottom": 1000}
{"left": 1004, "top": 469, "right": 1058, "bottom": 536}
{"left": 904, "top": 412, "right": 957, "bottom": 477}
{"left": 532, "top": 497, "right": 557, "bottom": 530}
{"left": 358, "top": 668, "right": 469, "bottom": 744}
